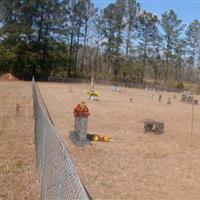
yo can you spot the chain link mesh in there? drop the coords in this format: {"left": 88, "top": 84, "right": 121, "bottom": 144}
{"left": 32, "top": 79, "right": 90, "bottom": 200}
{"left": 48, "top": 76, "right": 186, "bottom": 92}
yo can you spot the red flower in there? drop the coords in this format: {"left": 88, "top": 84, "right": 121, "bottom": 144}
{"left": 73, "top": 102, "right": 90, "bottom": 117}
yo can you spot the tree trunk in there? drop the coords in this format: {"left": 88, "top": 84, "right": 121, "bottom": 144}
{"left": 141, "top": 44, "right": 147, "bottom": 83}
{"left": 41, "top": 23, "right": 49, "bottom": 78}
{"left": 37, "top": 14, "right": 43, "bottom": 43}
{"left": 68, "top": 32, "right": 74, "bottom": 77}
{"left": 82, "top": 19, "right": 88, "bottom": 73}
{"left": 126, "top": 21, "right": 131, "bottom": 58}
{"left": 74, "top": 21, "right": 81, "bottom": 77}
{"left": 94, "top": 40, "right": 99, "bottom": 73}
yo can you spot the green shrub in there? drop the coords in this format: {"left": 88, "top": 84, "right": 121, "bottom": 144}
{"left": 174, "top": 81, "right": 185, "bottom": 90}
{"left": 52, "top": 66, "right": 66, "bottom": 78}
{"left": 196, "top": 85, "right": 200, "bottom": 95}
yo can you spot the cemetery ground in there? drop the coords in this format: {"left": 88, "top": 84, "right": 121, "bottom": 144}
{"left": 1, "top": 80, "right": 200, "bottom": 200}
{"left": 39, "top": 82, "right": 200, "bottom": 200}
{"left": 0, "top": 81, "right": 39, "bottom": 200}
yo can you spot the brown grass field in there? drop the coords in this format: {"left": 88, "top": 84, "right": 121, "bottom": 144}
{"left": 0, "top": 81, "right": 39, "bottom": 200}
{"left": 1, "top": 80, "right": 200, "bottom": 200}
{"left": 38, "top": 82, "right": 200, "bottom": 200}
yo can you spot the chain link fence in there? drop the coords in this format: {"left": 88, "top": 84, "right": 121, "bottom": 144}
{"left": 48, "top": 76, "right": 185, "bottom": 93}
{"left": 48, "top": 76, "right": 91, "bottom": 84}
{"left": 32, "top": 78, "right": 90, "bottom": 200}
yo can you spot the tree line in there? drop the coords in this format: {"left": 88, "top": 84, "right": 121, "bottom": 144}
{"left": 0, "top": 0, "right": 200, "bottom": 86}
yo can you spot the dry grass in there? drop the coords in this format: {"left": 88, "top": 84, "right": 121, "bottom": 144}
{"left": 0, "top": 81, "right": 39, "bottom": 200}
{"left": 39, "top": 82, "right": 200, "bottom": 200}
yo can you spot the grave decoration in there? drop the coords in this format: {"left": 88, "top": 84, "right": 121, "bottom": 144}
{"left": 73, "top": 102, "right": 90, "bottom": 141}
{"left": 87, "top": 90, "right": 99, "bottom": 100}
{"left": 87, "top": 134, "right": 112, "bottom": 142}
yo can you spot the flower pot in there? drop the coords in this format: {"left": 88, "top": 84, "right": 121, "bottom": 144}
{"left": 74, "top": 117, "right": 88, "bottom": 141}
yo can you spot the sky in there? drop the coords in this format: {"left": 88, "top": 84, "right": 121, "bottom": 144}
{"left": 93, "top": 0, "right": 200, "bottom": 25}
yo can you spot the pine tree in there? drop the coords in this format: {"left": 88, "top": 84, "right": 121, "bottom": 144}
{"left": 161, "top": 10, "right": 185, "bottom": 64}
{"left": 136, "top": 11, "right": 158, "bottom": 82}
{"left": 125, "top": 0, "right": 140, "bottom": 58}
{"left": 186, "top": 20, "right": 200, "bottom": 69}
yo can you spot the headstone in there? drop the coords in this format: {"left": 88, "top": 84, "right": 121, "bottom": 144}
{"left": 74, "top": 117, "right": 88, "bottom": 141}
{"left": 16, "top": 104, "right": 21, "bottom": 116}
{"left": 144, "top": 119, "right": 164, "bottom": 133}
{"left": 159, "top": 94, "right": 162, "bottom": 102}
{"left": 194, "top": 99, "right": 198, "bottom": 105}
{"left": 181, "top": 94, "right": 187, "bottom": 101}
{"left": 187, "top": 95, "right": 194, "bottom": 104}
{"left": 167, "top": 97, "right": 172, "bottom": 105}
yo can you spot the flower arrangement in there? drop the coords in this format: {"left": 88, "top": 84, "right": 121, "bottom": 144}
{"left": 87, "top": 90, "right": 99, "bottom": 97}
{"left": 73, "top": 102, "right": 90, "bottom": 117}
{"left": 87, "top": 134, "right": 112, "bottom": 142}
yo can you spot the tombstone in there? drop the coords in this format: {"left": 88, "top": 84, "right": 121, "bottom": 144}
{"left": 16, "top": 104, "right": 21, "bottom": 116}
{"left": 74, "top": 117, "right": 88, "bottom": 141}
{"left": 159, "top": 94, "right": 162, "bottom": 102}
{"left": 194, "top": 99, "right": 199, "bottom": 105}
{"left": 181, "top": 94, "right": 187, "bottom": 102}
{"left": 144, "top": 119, "right": 164, "bottom": 133}
{"left": 187, "top": 95, "right": 194, "bottom": 104}
{"left": 167, "top": 97, "right": 172, "bottom": 105}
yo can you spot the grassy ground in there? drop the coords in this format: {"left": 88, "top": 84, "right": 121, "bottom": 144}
{"left": 0, "top": 81, "right": 39, "bottom": 200}
{"left": 39, "top": 82, "right": 200, "bottom": 200}
{"left": 1, "top": 80, "right": 199, "bottom": 200}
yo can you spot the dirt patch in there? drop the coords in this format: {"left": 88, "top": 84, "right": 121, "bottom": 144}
{"left": 0, "top": 73, "right": 18, "bottom": 81}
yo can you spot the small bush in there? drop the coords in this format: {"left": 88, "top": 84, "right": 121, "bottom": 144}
{"left": 52, "top": 66, "right": 66, "bottom": 78}
{"left": 196, "top": 85, "right": 200, "bottom": 95}
{"left": 174, "top": 82, "right": 185, "bottom": 90}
